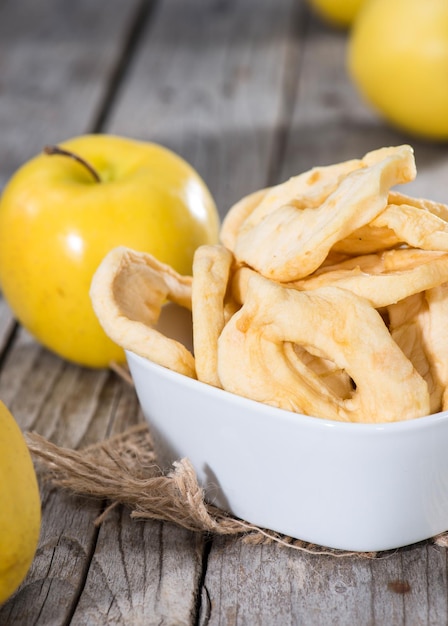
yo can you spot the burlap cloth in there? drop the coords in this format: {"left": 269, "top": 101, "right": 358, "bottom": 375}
{"left": 27, "top": 423, "right": 448, "bottom": 559}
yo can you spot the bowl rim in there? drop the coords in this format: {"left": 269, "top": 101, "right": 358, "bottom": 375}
{"left": 126, "top": 350, "right": 448, "bottom": 435}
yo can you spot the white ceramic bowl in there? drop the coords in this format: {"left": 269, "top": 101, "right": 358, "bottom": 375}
{"left": 126, "top": 305, "right": 448, "bottom": 552}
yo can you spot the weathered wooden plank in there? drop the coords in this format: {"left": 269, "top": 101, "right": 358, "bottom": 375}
{"left": 0, "top": 329, "right": 141, "bottom": 623}
{"left": 106, "top": 0, "right": 302, "bottom": 217}
{"left": 202, "top": 538, "right": 448, "bottom": 626}
{"left": 0, "top": 319, "right": 203, "bottom": 626}
{"left": 0, "top": 490, "right": 103, "bottom": 626}
{"left": 0, "top": 0, "right": 205, "bottom": 622}
{"left": 0, "top": 0, "right": 146, "bottom": 188}
{"left": 71, "top": 513, "right": 204, "bottom": 625}
{"left": 47, "top": 0, "right": 305, "bottom": 621}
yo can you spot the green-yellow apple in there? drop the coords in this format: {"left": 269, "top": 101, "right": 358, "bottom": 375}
{"left": 0, "top": 400, "right": 41, "bottom": 606}
{"left": 0, "top": 134, "right": 220, "bottom": 368}
{"left": 348, "top": 0, "right": 448, "bottom": 140}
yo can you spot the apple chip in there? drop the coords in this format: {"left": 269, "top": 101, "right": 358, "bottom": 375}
{"left": 424, "top": 283, "right": 448, "bottom": 411}
{"left": 221, "top": 150, "right": 417, "bottom": 254}
{"left": 222, "top": 146, "right": 408, "bottom": 252}
{"left": 192, "top": 244, "right": 234, "bottom": 387}
{"left": 231, "top": 145, "right": 416, "bottom": 281}
{"left": 290, "top": 344, "right": 354, "bottom": 400}
{"left": 334, "top": 191, "right": 448, "bottom": 255}
{"left": 218, "top": 274, "right": 430, "bottom": 423}
{"left": 331, "top": 223, "right": 400, "bottom": 255}
{"left": 389, "top": 191, "right": 448, "bottom": 222}
{"left": 371, "top": 202, "right": 448, "bottom": 251}
{"left": 90, "top": 246, "right": 196, "bottom": 378}
{"left": 221, "top": 158, "right": 365, "bottom": 249}
{"left": 220, "top": 188, "right": 268, "bottom": 251}
{"left": 388, "top": 283, "right": 448, "bottom": 413}
{"left": 290, "top": 249, "right": 448, "bottom": 308}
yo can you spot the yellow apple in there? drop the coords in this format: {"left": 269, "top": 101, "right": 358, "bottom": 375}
{"left": 348, "top": 0, "right": 448, "bottom": 140}
{"left": 0, "top": 134, "right": 220, "bottom": 368}
{"left": 0, "top": 400, "right": 41, "bottom": 605}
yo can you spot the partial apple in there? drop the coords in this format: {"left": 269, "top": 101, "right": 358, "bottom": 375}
{"left": 0, "top": 134, "right": 220, "bottom": 368}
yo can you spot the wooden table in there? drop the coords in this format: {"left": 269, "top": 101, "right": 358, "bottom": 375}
{"left": 2, "top": 1, "right": 448, "bottom": 624}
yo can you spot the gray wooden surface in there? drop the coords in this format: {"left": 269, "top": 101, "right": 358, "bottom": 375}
{"left": 1, "top": 1, "right": 448, "bottom": 624}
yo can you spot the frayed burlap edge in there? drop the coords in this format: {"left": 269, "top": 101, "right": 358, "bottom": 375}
{"left": 26, "top": 424, "right": 448, "bottom": 559}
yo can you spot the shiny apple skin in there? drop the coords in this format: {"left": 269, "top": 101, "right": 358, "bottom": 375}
{"left": 0, "top": 134, "right": 220, "bottom": 368}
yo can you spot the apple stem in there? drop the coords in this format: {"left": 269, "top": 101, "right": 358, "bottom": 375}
{"left": 43, "top": 145, "right": 101, "bottom": 183}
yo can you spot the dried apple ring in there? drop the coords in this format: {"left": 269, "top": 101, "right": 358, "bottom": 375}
{"left": 217, "top": 274, "right": 430, "bottom": 423}
{"left": 371, "top": 203, "right": 448, "bottom": 251}
{"left": 220, "top": 149, "right": 405, "bottom": 253}
{"left": 90, "top": 246, "right": 195, "bottom": 378}
{"left": 223, "top": 146, "right": 405, "bottom": 252}
{"left": 388, "top": 283, "right": 448, "bottom": 413}
{"left": 331, "top": 223, "right": 399, "bottom": 255}
{"left": 222, "top": 158, "right": 365, "bottom": 247}
{"left": 230, "top": 265, "right": 259, "bottom": 305}
{"left": 232, "top": 145, "right": 416, "bottom": 282}
{"left": 291, "top": 249, "right": 448, "bottom": 308}
{"left": 389, "top": 191, "right": 448, "bottom": 222}
{"left": 424, "top": 283, "right": 448, "bottom": 411}
{"left": 220, "top": 188, "right": 268, "bottom": 251}
{"left": 334, "top": 191, "right": 448, "bottom": 255}
{"left": 192, "top": 244, "right": 234, "bottom": 387}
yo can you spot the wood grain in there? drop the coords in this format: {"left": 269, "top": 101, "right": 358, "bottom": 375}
{"left": 106, "top": 0, "right": 302, "bottom": 217}
{"left": 0, "top": 0, "right": 146, "bottom": 186}
{"left": 202, "top": 538, "right": 448, "bottom": 626}
{"left": 71, "top": 513, "right": 204, "bottom": 625}
{"left": 0, "top": 1, "right": 204, "bottom": 623}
